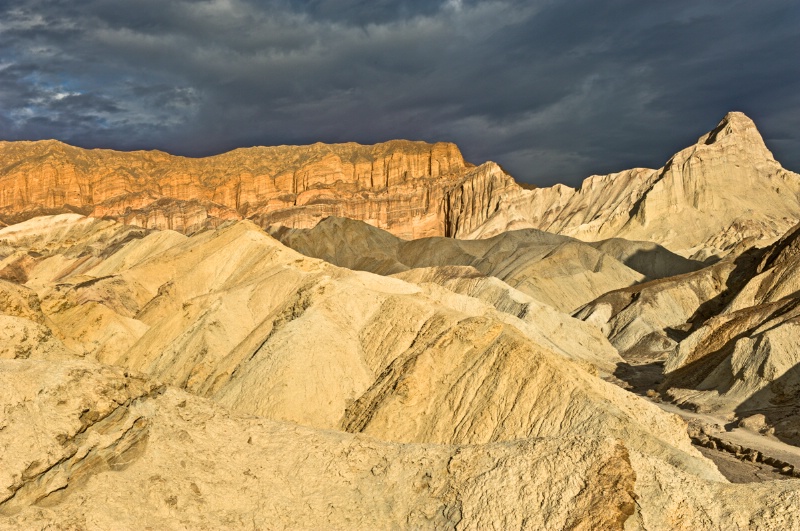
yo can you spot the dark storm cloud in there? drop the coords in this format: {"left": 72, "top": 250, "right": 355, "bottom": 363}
{"left": 0, "top": 0, "right": 798, "bottom": 185}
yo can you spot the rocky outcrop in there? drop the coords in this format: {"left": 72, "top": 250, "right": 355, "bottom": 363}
{"left": 459, "top": 112, "right": 800, "bottom": 257}
{"left": 0, "top": 139, "right": 472, "bottom": 239}
{"left": 4, "top": 112, "right": 797, "bottom": 256}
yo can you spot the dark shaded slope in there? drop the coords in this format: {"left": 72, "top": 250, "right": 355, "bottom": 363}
{"left": 272, "top": 217, "right": 701, "bottom": 312}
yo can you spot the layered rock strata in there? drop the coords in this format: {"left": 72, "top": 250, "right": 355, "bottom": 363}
{"left": 3, "top": 112, "right": 798, "bottom": 257}
{"left": 0, "top": 139, "right": 472, "bottom": 239}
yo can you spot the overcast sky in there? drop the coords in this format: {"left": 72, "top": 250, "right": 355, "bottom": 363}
{"left": 1, "top": 0, "right": 798, "bottom": 185}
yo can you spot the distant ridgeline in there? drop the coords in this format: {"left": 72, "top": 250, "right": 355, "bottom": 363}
{"left": 1, "top": 112, "right": 798, "bottom": 257}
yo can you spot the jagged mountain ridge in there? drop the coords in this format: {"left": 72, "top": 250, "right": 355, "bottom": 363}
{"left": 460, "top": 112, "right": 800, "bottom": 257}
{"left": 2, "top": 112, "right": 798, "bottom": 257}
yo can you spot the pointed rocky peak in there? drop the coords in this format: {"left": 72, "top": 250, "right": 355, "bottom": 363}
{"left": 698, "top": 111, "right": 774, "bottom": 159}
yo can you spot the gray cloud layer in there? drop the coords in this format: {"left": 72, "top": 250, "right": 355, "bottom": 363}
{"left": 1, "top": 0, "right": 798, "bottom": 185}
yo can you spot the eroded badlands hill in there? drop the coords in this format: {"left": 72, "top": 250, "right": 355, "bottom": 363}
{"left": 5, "top": 358, "right": 800, "bottom": 530}
{"left": 573, "top": 218, "right": 800, "bottom": 459}
{"left": 3, "top": 110, "right": 800, "bottom": 528}
{"left": 660, "top": 222, "right": 800, "bottom": 444}
{"left": 4, "top": 214, "right": 800, "bottom": 528}
{"left": 465, "top": 112, "right": 800, "bottom": 257}
{"left": 0, "top": 359, "right": 641, "bottom": 529}
{"left": 272, "top": 216, "right": 702, "bottom": 312}
{"left": 0, "top": 214, "right": 670, "bottom": 451}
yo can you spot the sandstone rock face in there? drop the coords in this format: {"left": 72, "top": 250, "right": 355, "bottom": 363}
{"left": 3, "top": 112, "right": 796, "bottom": 259}
{"left": 460, "top": 112, "right": 800, "bottom": 257}
{"left": 0, "top": 139, "right": 471, "bottom": 239}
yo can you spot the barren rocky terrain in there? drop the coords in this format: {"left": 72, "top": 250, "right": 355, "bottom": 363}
{"left": 2, "top": 112, "right": 800, "bottom": 529}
